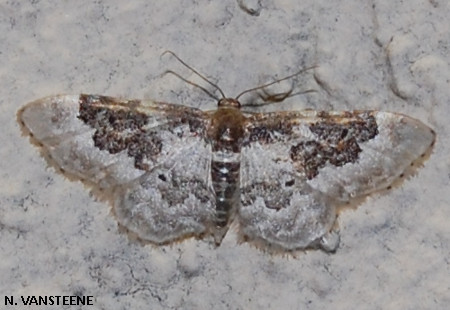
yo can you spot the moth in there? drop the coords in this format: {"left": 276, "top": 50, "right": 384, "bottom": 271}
{"left": 18, "top": 57, "right": 435, "bottom": 253}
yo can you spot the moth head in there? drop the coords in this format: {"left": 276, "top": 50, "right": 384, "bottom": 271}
{"left": 218, "top": 98, "right": 241, "bottom": 109}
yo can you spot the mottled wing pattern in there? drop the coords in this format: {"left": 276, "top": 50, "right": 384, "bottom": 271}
{"left": 19, "top": 95, "right": 216, "bottom": 243}
{"left": 239, "top": 110, "right": 435, "bottom": 251}
{"left": 20, "top": 93, "right": 436, "bottom": 252}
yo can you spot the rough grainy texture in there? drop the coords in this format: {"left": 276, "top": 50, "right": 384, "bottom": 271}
{"left": 19, "top": 94, "right": 435, "bottom": 253}
{"left": 2, "top": 1, "right": 449, "bottom": 309}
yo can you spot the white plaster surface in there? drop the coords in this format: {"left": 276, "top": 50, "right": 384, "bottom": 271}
{"left": 1, "top": 0, "right": 448, "bottom": 309}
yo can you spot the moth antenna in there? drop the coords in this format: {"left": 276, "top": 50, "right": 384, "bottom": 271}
{"left": 235, "top": 65, "right": 318, "bottom": 100}
{"left": 242, "top": 89, "right": 317, "bottom": 108}
{"left": 161, "top": 51, "right": 227, "bottom": 99}
{"left": 162, "top": 70, "right": 220, "bottom": 101}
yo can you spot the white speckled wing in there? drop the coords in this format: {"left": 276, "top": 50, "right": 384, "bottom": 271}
{"left": 307, "top": 112, "right": 436, "bottom": 200}
{"left": 239, "top": 140, "right": 338, "bottom": 251}
{"left": 238, "top": 110, "right": 435, "bottom": 251}
{"left": 21, "top": 95, "right": 144, "bottom": 187}
{"left": 19, "top": 94, "right": 216, "bottom": 243}
{"left": 113, "top": 140, "right": 216, "bottom": 243}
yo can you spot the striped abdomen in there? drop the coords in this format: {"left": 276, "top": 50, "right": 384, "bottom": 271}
{"left": 211, "top": 152, "right": 241, "bottom": 229}
{"left": 207, "top": 103, "right": 246, "bottom": 244}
